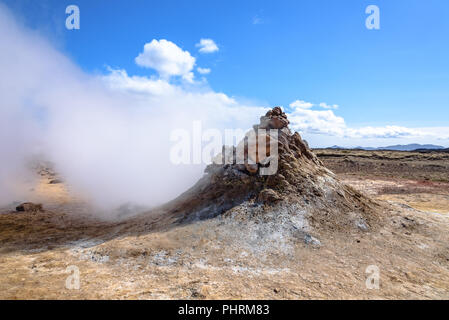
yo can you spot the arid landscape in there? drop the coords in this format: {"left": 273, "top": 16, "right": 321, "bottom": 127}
{"left": 315, "top": 148, "right": 449, "bottom": 214}
{"left": 1, "top": 109, "right": 448, "bottom": 300}
{"left": 1, "top": 0, "right": 449, "bottom": 305}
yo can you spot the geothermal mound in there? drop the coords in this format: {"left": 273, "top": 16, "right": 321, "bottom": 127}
{"left": 163, "top": 107, "right": 380, "bottom": 232}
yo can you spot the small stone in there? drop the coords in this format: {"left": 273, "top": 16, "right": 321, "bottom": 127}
{"left": 304, "top": 234, "right": 321, "bottom": 247}
{"left": 355, "top": 220, "right": 369, "bottom": 231}
{"left": 258, "top": 188, "right": 282, "bottom": 204}
{"left": 199, "top": 285, "right": 210, "bottom": 297}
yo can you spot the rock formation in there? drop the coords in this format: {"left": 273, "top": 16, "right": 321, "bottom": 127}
{"left": 163, "top": 107, "right": 380, "bottom": 232}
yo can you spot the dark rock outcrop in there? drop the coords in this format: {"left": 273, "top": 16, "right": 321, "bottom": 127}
{"left": 16, "top": 202, "right": 43, "bottom": 213}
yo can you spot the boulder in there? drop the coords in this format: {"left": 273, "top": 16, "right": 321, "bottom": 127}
{"left": 16, "top": 202, "right": 43, "bottom": 213}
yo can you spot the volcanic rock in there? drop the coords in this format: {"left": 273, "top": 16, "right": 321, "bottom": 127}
{"left": 163, "top": 106, "right": 380, "bottom": 232}
{"left": 16, "top": 202, "right": 43, "bottom": 213}
{"left": 258, "top": 106, "right": 289, "bottom": 130}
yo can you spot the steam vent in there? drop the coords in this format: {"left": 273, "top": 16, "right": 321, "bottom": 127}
{"left": 164, "top": 107, "right": 380, "bottom": 232}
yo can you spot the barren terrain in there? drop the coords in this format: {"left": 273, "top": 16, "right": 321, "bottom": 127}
{"left": 315, "top": 149, "right": 449, "bottom": 215}
{"left": 0, "top": 148, "right": 448, "bottom": 299}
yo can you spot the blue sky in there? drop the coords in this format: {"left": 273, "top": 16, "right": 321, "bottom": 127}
{"left": 2, "top": 0, "right": 449, "bottom": 147}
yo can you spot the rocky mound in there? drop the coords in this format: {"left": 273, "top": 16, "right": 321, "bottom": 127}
{"left": 163, "top": 107, "right": 381, "bottom": 232}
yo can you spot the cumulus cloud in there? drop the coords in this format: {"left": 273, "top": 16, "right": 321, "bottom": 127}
{"left": 288, "top": 106, "right": 346, "bottom": 136}
{"left": 319, "top": 102, "right": 339, "bottom": 110}
{"left": 289, "top": 100, "right": 313, "bottom": 109}
{"left": 196, "top": 38, "right": 219, "bottom": 53}
{"left": 0, "top": 5, "right": 266, "bottom": 214}
{"left": 287, "top": 99, "right": 438, "bottom": 139}
{"left": 197, "top": 67, "right": 211, "bottom": 75}
{"left": 290, "top": 100, "right": 339, "bottom": 110}
{"left": 101, "top": 68, "right": 266, "bottom": 126}
{"left": 135, "top": 39, "right": 195, "bottom": 82}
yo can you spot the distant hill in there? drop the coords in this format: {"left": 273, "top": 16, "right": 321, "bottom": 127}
{"left": 323, "top": 144, "right": 445, "bottom": 151}
{"left": 378, "top": 144, "right": 444, "bottom": 151}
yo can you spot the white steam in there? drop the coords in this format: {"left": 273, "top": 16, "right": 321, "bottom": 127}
{"left": 0, "top": 5, "right": 265, "bottom": 212}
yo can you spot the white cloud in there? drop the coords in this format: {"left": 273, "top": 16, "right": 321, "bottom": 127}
{"left": 287, "top": 99, "right": 442, "bottom": 139}
{"left": 196, "top": 38, "right": 219, "bottom": 54}
{"left": 102, "top": 67, "right": 267, "bottom": 125}
{"left": 135, "top": 39, "right": 195, "bottom": 82}
{"left": 197, "top": 67, "right": 211, "bottom": 74}
{"left": 290, "top": 99, "right": 339, "bottom": 110}
{"left": 288, "top": 106, "right": 346, "bottom": 136}
{"left": 289, "top": 99, "right": 313, "bottom": 109}
{"left": 344, "top": 126, "right": 426, "bottom": 139}
{"left": 103, "top": 67, "right": 177, "bottom": 96}
{"left": 319, "top": 102, "right": 339, "bottom": 110}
